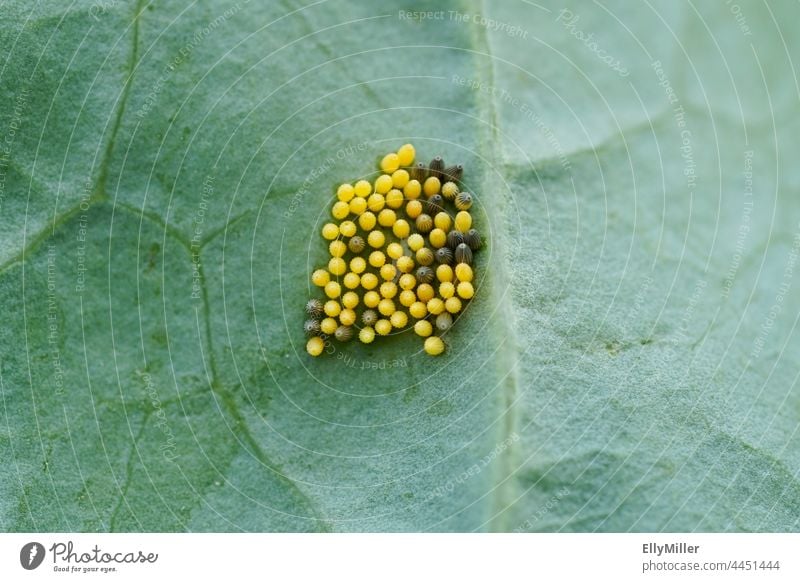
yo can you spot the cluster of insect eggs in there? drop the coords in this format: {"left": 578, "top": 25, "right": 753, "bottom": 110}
{"left": 304, "top": 143, "right": 482, "bottom": 357}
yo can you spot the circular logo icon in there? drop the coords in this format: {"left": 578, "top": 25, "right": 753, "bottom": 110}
{"left": 20, "top": 542, "right": 45, "bottom": 570}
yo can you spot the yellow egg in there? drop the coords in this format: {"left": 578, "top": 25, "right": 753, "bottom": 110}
{"left": 380, "top": 153, "right": 400, "bottom": 174}
{"left": 337, "top": 183, "right": 355, "bottom": 202}
{"left": 414, "top": 320, "right": 433, "bottom": 337}
{"left": 424, "top": 336, "right": 445, "bottom": 356}
{"left": 306, "top": 336, "right": 324, "bottom": 356}
{"left": 397, "top": 143, "right": 415, "bottom": 166}
{"left": 391, "top": 169, "right": 410, "bottom": 189}
{"left": 409, "top": 301, "right": 427, "bottom": 319}
{"left": 455, "top": 210, "right": 472, "bottom": 232}
{"left": 324, "top": 281, "right": 341, "bottom": 299}
{"left": 321, "top": 223, "right": 339, "bottom": 240}
{"left": 375, "top": 319, "right": 393, "bottom": 335}
{"left": 375, "top": 174, "right": 393, "bottom": 194}
{"left": 404, "top": 179, "right": 422, "bottom": 200}
{"left": 423, "top": 176, "right": 441, "bottom": 197}
{"left": 354, "top": 179, "right": 372, "bottom": 197}
{"left": 390, "top": 310, "right": 408, "bottom": 328}
{"left": 393, "top": 219, "right": 411, "bottom": 239}
{"left": 361, "top": 272, "right": 379, "bottom": 290}
{"left": 359, "top": 326, "right": 375, "bottom": 344}
{"left": 349, "top": 196, "right": 367, "bottom": 215}
{"left": 386, "top": 242, "right": 404, "bottom": 260}
{"left": 312, "top": 269, "right": 330, "bottom": 287}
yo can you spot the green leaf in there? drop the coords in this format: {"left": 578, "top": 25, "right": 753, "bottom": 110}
{"left": 2, "top": 0, "right": 799, "bottom": 532}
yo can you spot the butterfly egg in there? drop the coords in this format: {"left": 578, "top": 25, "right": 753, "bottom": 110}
{"left": 457, "top": 281, "right": 474, "bottom": 299}
{"left": 342, "top": 291, "right": 360, "bottom": 309}
{"left": 415, "top": 214, "right": 433, "bottom": 234}
{"left": 368, "top": 193, "right": 386, "bottom": 212}
{"left": 321, "top": 223, "right": 339, "bottom": 240}
{"left": 304, "top": 319, "right": 321, "bottom": 336}
{"left": 435, "top": 247, "right": 454, "bottom": 265}
{"left": 368, "top": 251, "right": 386, "bottom": 269}
{"left": 305, "top": 298, "right": 324, "bottom": 317}
{"left": 425, "top": 194, "right": 445, "bottom": 216}
{"left": 424, "top": 336, "right": 445, "bottom": 356}
{"left": 378, "top": 298, "right": 396, "bottom": 316}
{"left": 306, "top": 336, "right": 325, "bottom": 356}
{"left": 354, "top": 179, "right": 372, "bottom": 197}
{"left": 380, "top": 281, "right": 398, "bottom": 299}
{"left": 396, "top": 256, "right": 415, "bottom": 273}
{"left": 426, "top": 297, "right": 445, "bottom": 315}
{"left": 380, "top": 153, "right": 400, "bottom": 174}
{"left": 324, "top": 299, "right": 341, "bottom": 316}
{"left": 465, "top": 228, "right": 482, "bottom": 250}
{"left": 331, "top": 201, "right": 349, "bottom": 220}
{"left": 454, "top": 263, "right": 473, "bottom": 282}
{"left": 399, "top": 289, "right": 417, "bottom": 307}
{"left": 409, "top": 301, "right": 427, "bottom": 319}
{"left": 414, "top": 319, "right": 433, "bottom": 337}
{"left": 429, "top": 228, "right": 447, "bottom": 249}
{"left": 406, "top": 199, "right": 423, "bottom": 219}
{"left": 380, "top": 263, "right": 397, "bottom": 281}
{"left": 339, "top": 220, "right": 357, "bottom": 237}
{"left": 415, "top": 247, "right": 435, "bottom": 267}
{"left": 404, "top": 179, "right": 422, "bottom": 200}
{"left": 337, "top": 183, "right": 355, "bottom": 202}
{"left": 435, "top": 312, "right": 453, "bottom": 331}
{"left": 397, "top": 143, "right": 415, "bottom": 166}
{"left": 446, "top": 230, "right": 464, "bottom": 249}
{"left": 325, "top": 281, "right": 342, "bottom": 300}
{"left": 361, "top": 309, "right": 378, "bottom": 326}
{"left": 436, "top": 264, "right": 454, "bottom": 283}
{"left": 407, "top": 233, "right": 425, "bottom": 252}
{"left": 411, "top": 162, "right": 428, "bottom": 182}
{"left": 386, "top": 242, "right": 404, "bottom": 260}
{"left": 329, "top": 240, "right": 347, "bottom": 258}
{"left": 443, "top": 164, "right": 463, "bottom": 183}
{"left": 364, "top": 290, "right": 380, "bottom": 308}
{"left": 339, "top": 308, "right": 357, "bottom": 326}
{"left": 390, "top": 310, "right": 408, "bottom": 328}
{"left": 416, "top": 283, "right": 434, "bottom": 302}
{"left": 375, "top": 174, "right": 394, "bottom": 194}
{"left": 386, "top": 188, "right": 404, "bottom": 209}
{"left": 359, "top": 326, "right": 376, "bottom": 344}
{"left": 423, "top": 176, "right": 441, "bottom": 197}
{"left": 361, "top": 272, "right": 379, "bottom": 290}
{"left": 335, "top": 325, "right": 354, "bottom": 342}
{"left": 320, "top": 317, "right": 338, "bottom": 335}
{"left": 393, "top": 219, "right": 411, "bottom": 239}
{"left": 349, "top": 256, "right": 367, "bottom": 274}
{"left": 455, "top": 210, "right": 472, "bottom": 232}
{"left": 455, "top": 243, "right": 473, "bottom": 265}
{"left": 328, "top": 257, "right": 346, "bottom": 276}
{"left": 438, "top": 282, "right": 455, "bottom": 299}
{"left": 434, "top": 212, "right": 452, "bottom": 231}
{"left": 445, "top": 296, "right": 462, "bottom": 314}
{"left": 348, "top": 196, "right": 367, "bottom": 215}
{"left": 343, "top": 272, "right": 360, "bottom": 289}
{"left": 367, "top": 230, "right": 386, "bottom": 249}
{"left": 375, "top": 319, "right": 393, "bottom": 336}
{"left": 429, "top": 156, "right": 445, "bottom": 179}
{"left": 358, "top": 211, "right": 377, "bottom": 231}
{"left": 391, "top": 169, "right": 410, "bottom": 189}
{"left": 441, "top": 181, "right": 459, "bottom": 200}
{"left": 455, "top": 192, "right": 473, "bottom": 211}
{"left": 348, "top": 236, "right": 365, "bottom": 254}
{"left": 415, "top": 265, "right": 434, "bottom": 285}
